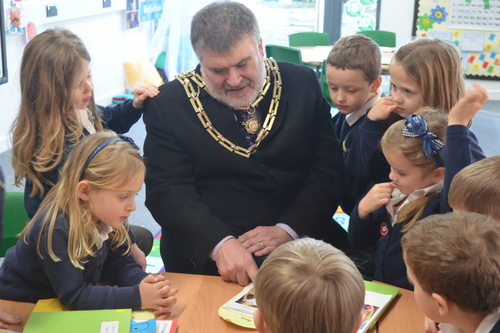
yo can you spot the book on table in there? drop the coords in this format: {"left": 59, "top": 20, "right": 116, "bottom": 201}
{"left": 358, "top": 281, "right": 400, "bottom": 333}
{"left": 218, "top": 281, "right": 399, "bottom": 330}
{"left": 28, "top": 298, "right": 177, "bottom": 333}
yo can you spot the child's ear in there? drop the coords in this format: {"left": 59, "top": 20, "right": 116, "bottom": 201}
{"left": 254, "top": 309, "right": 271, "bottom": 333}
{"left": 76, "top": 181, "right": 92, "bottom": 201}
{"left": 432, "top": 293, "right": 450, "bottom": 317}
{"left": 433, "top": 167, "right": 445, "bottom": 181}
{"left": 352, "top": 311, "right": 364, "bottom": 333}
{"left": 370, "top": 76, "right": 382, "bottom": 93}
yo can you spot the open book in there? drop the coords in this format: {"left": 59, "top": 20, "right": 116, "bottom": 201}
{"left": 219, "top": 281, "right": 399, "bottom": 330}
{"left": 358, "top": 281, "right": 400, "bottom": 333}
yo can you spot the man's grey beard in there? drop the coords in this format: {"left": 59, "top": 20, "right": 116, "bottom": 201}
{"left": 204, "top": 60, "right": 266, "bottom": 108}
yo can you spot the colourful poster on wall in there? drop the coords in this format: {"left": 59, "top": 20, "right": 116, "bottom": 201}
{"left": 415, "top": 0, "right": 500, "bottom": 78}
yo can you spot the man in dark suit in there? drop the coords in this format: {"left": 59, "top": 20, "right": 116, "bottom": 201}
{"left": 143, "top": 1, "right": 346, "bottom": 285}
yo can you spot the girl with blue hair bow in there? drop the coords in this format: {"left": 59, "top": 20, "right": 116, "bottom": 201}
{"left": 348, "top": 84, "right": 488, "bottom": 291}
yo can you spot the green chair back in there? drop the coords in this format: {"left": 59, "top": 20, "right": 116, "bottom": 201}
{"left": 289, "top": 32, "right": 330, "bottom": 47}
{"left": 1, "top": 192, "right": 29, "bottom": 257}
{"left": 265, "top": 44, "right": 302, "bottom": 65}
{"left": 321, "top": 60, "right": 334, "bottom": 108}
{"left": 356, "top": 30, "right": 396, "bottom": 48}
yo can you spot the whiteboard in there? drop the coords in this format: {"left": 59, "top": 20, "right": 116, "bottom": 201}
{"left": 0, "top": 0, "right": 6, "bottom": 85}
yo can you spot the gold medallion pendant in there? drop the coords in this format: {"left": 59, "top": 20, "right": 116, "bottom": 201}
{"left": 176, "top": 58, "right": 282, "bottom": 158}
{"left": 243, "top": 118, "right": 261, "bottom": 134}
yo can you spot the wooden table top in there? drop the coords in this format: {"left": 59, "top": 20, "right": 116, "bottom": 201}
{"left": 0, "top": 273, "right": 423, "bottom": 333}
{"left": 376, "top": 286, "right": 425, "bottom": 333}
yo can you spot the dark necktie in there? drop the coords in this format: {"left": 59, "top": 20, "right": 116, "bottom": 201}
{"left": 234, "top": 107, "right": 260, "bottom": 147}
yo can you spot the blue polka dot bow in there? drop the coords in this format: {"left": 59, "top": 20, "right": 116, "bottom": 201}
{"left": 402, "top": 114, "right": 445, "bottom": 167}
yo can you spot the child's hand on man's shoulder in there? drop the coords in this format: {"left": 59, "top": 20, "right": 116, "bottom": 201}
{"left": 133, "top": 84, "right": 160, "bottom": 109}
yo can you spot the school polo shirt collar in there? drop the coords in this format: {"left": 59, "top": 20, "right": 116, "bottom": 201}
{"left": 386, "top": 180, "right": 444, "bottom": 226}
{"left": 345, "top": 86, "right": 383, "bottom": 127}
{"left": 438, "top": 308, "right": 500, "bottom": 333}
{"left": 93, "top": 222, "right": 113, "bottom": 250}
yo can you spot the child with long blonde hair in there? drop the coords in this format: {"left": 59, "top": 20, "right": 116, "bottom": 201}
{"left": 348, "top": 84, "right": 488, "bottom": 290}
{"left": 0, "top": 131, "right": 177, "bottom": 313}
{"left": 345, "top": 38, "right": 485, "bottom": 208}
{"left": 10, "top": 28, "right": 158, "bottom": 268}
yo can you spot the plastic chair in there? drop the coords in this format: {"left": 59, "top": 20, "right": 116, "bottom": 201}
{"left": 265, "top": 44, "right": 303, "bottom": 65}
{"left": 321, "top": 60, "right": 335, "bottom": 108}
{"left": 356, "top": 30, "right": 396, "bottom": 48}
{"left": 1, "top": 192, "right": 29, "bottom": 257}
{"left": 289, "top": 32, "right": 330, "bottom": 47}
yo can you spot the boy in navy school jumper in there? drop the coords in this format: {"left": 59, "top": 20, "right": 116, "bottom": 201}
{"left": 348, "top": 84, "right": 488, "bottom": 290}
{"left": 415, "top": 155, "right": 500, "bottom": 333}
{"left": 326, "top": 34, "right": 383, "bottom": 213}
{"left": 402, "top": 213, "right": 500, "bottom": 333}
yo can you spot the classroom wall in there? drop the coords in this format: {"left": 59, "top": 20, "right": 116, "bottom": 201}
{"left": 379, "top": 0, "right": 500, "bottom": 100}
{"left": 0, "top": 10, "right": 151, "bottom": 154}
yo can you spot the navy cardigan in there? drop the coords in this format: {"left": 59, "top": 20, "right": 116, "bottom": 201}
{"left": 0, "top": 210, "right": 148, "bottom": 309}
{"left": 348, "top": 125, "right": 474, "bottom": 290}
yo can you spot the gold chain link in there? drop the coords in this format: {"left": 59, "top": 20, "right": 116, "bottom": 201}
{"left": 176, "top": 58, "right": 282, "bottom": 158}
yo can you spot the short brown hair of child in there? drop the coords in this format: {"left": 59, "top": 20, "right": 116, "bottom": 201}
{"left": 402, "top": 212, "right": 500, "bottom": 314}
{"left": 449, "top": 155, "right": 500, "bottom": 221}
{"left": 326, "top": 34, "right": 381, "bottom": 84}
{"left": 254, "top": 238, "right": 365, "bottom": 333}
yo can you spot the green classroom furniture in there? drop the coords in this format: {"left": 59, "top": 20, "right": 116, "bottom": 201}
{"left": 356, "top": 30, "right": 396, "bottom": 48}
{"left": 1, "top": 192, "right": 29, "bottom": 257}
{"left": 265, "top": 44, "right": 303, "bottom": 65}
{"left": 321, "top": 60, "right": 335, "bottom": 108}
{"left": 289, "top": 32, "right": 330, "bottom": 47}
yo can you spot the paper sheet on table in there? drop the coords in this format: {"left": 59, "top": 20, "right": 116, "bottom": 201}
{"left": 218, "top": 283, "right": 257, "bottom": 329}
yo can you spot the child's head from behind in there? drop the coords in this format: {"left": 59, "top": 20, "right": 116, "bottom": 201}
{"left": 326, "top": 34, "right": 382, "bottom": 115}
{"left": 30, "top": 131, "right": 145, "bottom": 268}
{"left": 391, "top": 38, "right": 465, "bottom": 116}
{"left": 381, "top": 109, "right": 446, "bottom": 196}
{"left": 402, "top": 212, "right": 500, "bottom": 325}
{"left": 449, "top": 156, "right": 500, "bottom": 221}
{"left": 21, "top": 28, "right": 95, "bottom": 114}
{"left": 253, "top": 238, "right": 365, "bottom": 333}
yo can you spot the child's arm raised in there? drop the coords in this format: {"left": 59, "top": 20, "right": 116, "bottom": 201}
{"left": 441, "top": 84, "right": 488, "bottom": 213}
{"left": 448, "top": 83, "right": 488, "bottom": 126}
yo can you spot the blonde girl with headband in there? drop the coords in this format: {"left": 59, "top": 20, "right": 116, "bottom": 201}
{"left": 0, "top": 131, "right": 178, "bottom": 314}
{"left": 10, "top": 28, "right": 158, "bottom": 268}
{"left": 348, "top": 84, "right": 488, "bottom": 290}
{"left": 345, "top": 38, "right": 485, "bottom": 207}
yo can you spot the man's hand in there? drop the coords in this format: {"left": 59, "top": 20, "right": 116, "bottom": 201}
{"left": 238, "top": 226, "right": 293, "bottom": 257}
{"left": 448, "top": 83, "right": 488, "bottom": 126}
{"left": 133, "top": 83, "right": 160, "bottom": 109}
{"left": 0, "top": 311, "right": 21, "bottom": 329}
{"left": 367, "top": 97, "right": 398, "bottom": 121}
{"left": 358, "top": 183, "right": 394, "bottom": 219}
{"left": 130, "top": 243, "right": 147, "bottom": 271}
{"left": 215, "top": 238, "right": 258, "bottom": 286}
